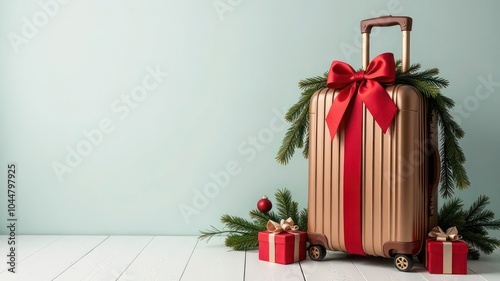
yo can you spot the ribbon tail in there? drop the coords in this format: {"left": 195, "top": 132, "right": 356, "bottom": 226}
{"left": 358, "top": 80, "right": 397, "bottom": 133}
{"left": 325, "top": 83, "right": 357, "bottom": 139}
{"left": 343, "top": 92, "right": 365, "bottom": 256}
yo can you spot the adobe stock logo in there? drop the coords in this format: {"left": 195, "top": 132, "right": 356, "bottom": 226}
{"left": 52, "top": 65, "right": 169, "bottom": 182}
{"left": 451, "top": 74, "right": 500, "bottom": 125}
{"left": 212, "top": 0, "right": 244, "bottom": 21}
{"left": 7, "top": 0, "right": 72, "bottom": 54}
{"left": 178, "top": 107, "right": 288, "bottom": 224}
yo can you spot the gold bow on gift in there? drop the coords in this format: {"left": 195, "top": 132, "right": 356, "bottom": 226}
{"left": 266, "top": 217, "right": 299, "bottom": 233}
{"left": 428, "top": 226, "right": 462, "bottom": 242}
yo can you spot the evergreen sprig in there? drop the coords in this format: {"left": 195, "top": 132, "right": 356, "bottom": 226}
{"left": 276, "top": 74, "right": 327, "bottom": 164}
{"left": 438, "top": 195, "right": 500, "bottom": 257}
{"left": 276, "top": 61, "right": 469, "bottom": 197}
{"left": 199, "top": 188, "right": 307, "bottom": 251}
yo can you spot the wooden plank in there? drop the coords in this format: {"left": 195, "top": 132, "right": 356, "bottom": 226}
{"left": 348, "top": 250, "right": 499, "bottom": 281}
{"left": 300, "top": 252, "right": 368, "bottom": 281}
{"left": 351, "top": 254, "right": 493, "bottom": 281}
{"left": 53, "top": 236, "right": 153, "bottom": 281}
{"left": 118, "top": 236, "right": 198, "bottom": 281}
{"left": 244, "top": 249, "right": 304, "bottom": 281}
{"left": 181, "top": 236, "right": 245, "bottom": 281}
{"left": 419, "top": 270, "right": 487, "bottom": 281}
{"left": 0, "top": 236, "right": 107, "bottom": 280}
{"left": 348, "top": 254, "right": 427, "bottom": 281}
{"left": 0, "top": 235, "right": 62, "bottom": 273}
{"left": 466, "top": 253, "right": 500, "bottom": 281}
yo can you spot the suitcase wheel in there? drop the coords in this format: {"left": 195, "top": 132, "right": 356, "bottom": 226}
{"left": 393, "top": 254, "right": 414, "bottom": 272}
{"left": 308, "top": 245, "right": 326, "bottom": 261}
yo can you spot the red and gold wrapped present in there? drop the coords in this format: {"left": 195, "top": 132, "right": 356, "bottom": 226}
{"left": 426, "top": 226, "right": 468, "bottom": 274}
{"left": 258, "top": 217, "right": 307, "bottom": 264}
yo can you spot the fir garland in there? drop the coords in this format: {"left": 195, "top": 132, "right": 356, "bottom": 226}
{"left": 199, "top": 188, "right": 307, "bottom": 251}
{"left": 276, "top": 60, "right": 469, "bottom": 198}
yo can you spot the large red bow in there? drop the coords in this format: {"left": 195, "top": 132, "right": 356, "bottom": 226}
{"left": 325, "top": 52, "right": 397, "bottom": 138}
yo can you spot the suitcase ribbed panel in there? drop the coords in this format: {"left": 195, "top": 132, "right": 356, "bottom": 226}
{"left": 361, "top": 85, "right": 427, "bottom": 256}
{"left": 309, "top": 85, "right": 430, "bottom": 258}
{"left": 308, "top": 88, "right": 346, "bottom": 252}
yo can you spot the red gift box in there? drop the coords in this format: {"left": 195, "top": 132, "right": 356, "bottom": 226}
{"left": 426, "top": 239, "right": 468, "bottom": 274}
{"left": 258, "top": 231, "right": 307, "bottom": 264}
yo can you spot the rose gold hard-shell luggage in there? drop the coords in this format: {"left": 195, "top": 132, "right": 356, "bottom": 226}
{"left": 307, "top": 16, "right": 440, "bottom": 272}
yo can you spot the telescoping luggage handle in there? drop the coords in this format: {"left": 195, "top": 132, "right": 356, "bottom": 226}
{"left": 360, "top": 15, "right": 412, "bottom": 72}
{"left": 362, "top": 15, "right": 442, "bottom": 217}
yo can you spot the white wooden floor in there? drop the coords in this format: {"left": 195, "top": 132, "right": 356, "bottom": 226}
{"left": 0, "top": 236, "right": 499, "bottom": 281}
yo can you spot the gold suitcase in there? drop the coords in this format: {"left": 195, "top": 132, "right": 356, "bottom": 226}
{"left": 306, "top": 16, "right": 440, "bottom": 272}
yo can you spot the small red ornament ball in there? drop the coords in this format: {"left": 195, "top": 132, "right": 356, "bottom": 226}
{"left": 257, "top": 195, "right": 272, "bottom": 213}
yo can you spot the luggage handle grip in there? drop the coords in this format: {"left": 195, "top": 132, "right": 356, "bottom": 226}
{"left": 361, "top": 15, "right": 412, "bottom": 34}
{"left": 361, "top": 15, "right": 412, "bottom": 72}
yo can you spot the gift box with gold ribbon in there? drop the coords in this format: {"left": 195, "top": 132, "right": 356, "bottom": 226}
{"left": 426, "top": 226, "right": 468, "bottom": 274}
{"left": 258, "top": 217, "right": 307, "bottom": 264}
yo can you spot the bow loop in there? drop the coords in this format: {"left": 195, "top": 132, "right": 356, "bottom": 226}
{"left": 364, "top": 54, "right": 397, "bottom": 83}
{"left": 428, "top": 226, "right": 462, "bottom": 242}
{"left": 327, "top": 61, "right": 358, "bottom": 88}
{"left": 266, "top": 217, "right": 299, "bottom": 234}
{"left": 325, "top": 52, "right": 397, "bottom": 139}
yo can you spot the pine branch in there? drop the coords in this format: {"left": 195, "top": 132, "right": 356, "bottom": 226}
{"left": 439, "top": 195, "right": 500, "bottom": 257}
{"left": 465, "top": 194, "right": 489, "bottom": 217}
{"left": 464, "top": 195, "right": 500, "bottom": 231}
{"left": 225, "top": 232, "right": 260, "bottom": 251}
{"left": 199, "top": 226, "right": 247, "bottom": 242}
{"left": 273, "top": 188, "right": 299, "bottom": 223}
{"left": 398, "top": 67, "right": 449, "bottom": 88}
{"left": 220, "top": 214, "right": 262, "bottom": 232}
{"left": 249, "top": 209, "right": 280, "bottom": 228}
{"left": 276, "top": 76, "right": 325, "bottom": 165}
{"left": 276, "top": 100, "right": 311, "bottom": 165}
{"left": 301, "top": 117, "right": 310, "bottom": 159}
{"left": 298, "top": 208, "right": 308, "bottom": 232}
{"left": 199, "top": 214, "right": 262, "bottom": 243}
{"left": 436, "top": 104, "right": 469, "bottom": 196}
{"left": 438, "top": 197, "right": 465, "bottom": 228}
{"left": 439, "top": 149, "right": 455, "bottom": 198}
{"left": 435, "top": 96, "right": 464, "bottom": 137}
{"left": 285, "top": 87, "right": 317, "bottom": 123}
{"left": 461, "top": 232, "right": 500, "bottom": 255}
{"left": 395, "top": 60, "right": 420, "bottom": 75}
{"left": 295, "top": 107, "right": 309, "bottom": 149}
{"left": 467, "top": 211, "right": 500, "bottom": 230}
{"left": 298, "top": 72, "right": 328, "bottom": 90}
{"left": 199, "top": 188, "right": 308, "bottom": 251}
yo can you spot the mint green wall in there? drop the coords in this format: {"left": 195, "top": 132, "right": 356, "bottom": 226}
{"left": 1, "top": 0, "right": 499, "bottom": 239}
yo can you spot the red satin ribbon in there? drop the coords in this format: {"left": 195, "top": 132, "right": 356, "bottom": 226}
{"left": 326, "top": 53, "right": 397, "bottom": 256}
